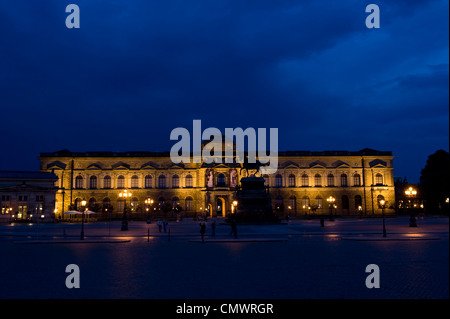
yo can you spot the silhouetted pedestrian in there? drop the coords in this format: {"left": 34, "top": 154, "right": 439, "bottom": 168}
{"left": 231, "top": 219, "right": 238, "bottom": 239}
{"left": 320, "top": 217, "right": 325, "bottom": 227}
{"left": 157, "top": 220, "right": 162, "bottom": 232}
{"left": 163, "top": 219, "right": 168, "bottom": 232}
{"left": 200, "top": 221, "right": 206, "bottom": 243}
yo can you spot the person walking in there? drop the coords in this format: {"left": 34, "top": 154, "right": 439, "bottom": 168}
{"left": 230, "top": 219, "right": 238, "bottom": 239}
{"left": 157, "top": 220, "right": 162, "bottom": 232}
{"left": 200, "top": 221, "right": 206, "bottom": 243}
{"left": 163, "top": 219, "right": 168, "bottom": 233}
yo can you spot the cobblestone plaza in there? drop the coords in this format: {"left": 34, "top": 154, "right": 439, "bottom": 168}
{"left": 0, "top": 216, "right": 448, "bottom": 299}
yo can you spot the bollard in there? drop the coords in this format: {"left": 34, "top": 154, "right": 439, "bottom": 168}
{"left": 147, "top": 227, "right": 150, "bottom": 242}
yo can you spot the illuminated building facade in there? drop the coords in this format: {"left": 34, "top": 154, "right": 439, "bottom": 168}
{"left": 0, "top": 171, "right": 58, "bottom": 223}
{"left": 39, "top": 148, "right": 395, "bottom": 220}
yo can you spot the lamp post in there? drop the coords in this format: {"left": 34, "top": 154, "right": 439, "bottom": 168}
{"left": 119, "top": 189, "right": 132, "bottom": 231}
{"left": 145, "top": 198, "right": 153, "bottom": 224}
{"left": 379, "top": 199, "right": 387, "bottom": 238}
{"left": 232, "top": 200, "right": 238, "bottom": 215}
{"left": 327, "top": 196, "right": 335, "bottom": 221}
{"left": 405, "top": 187, "right": 417, "bottom": 209}
{"left": 80, "top": 199, "right": 87, "bottom": 240}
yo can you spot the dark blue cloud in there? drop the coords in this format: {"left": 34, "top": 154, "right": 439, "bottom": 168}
{"left": 0, "top": 0, "right": 448, "bottom": 182}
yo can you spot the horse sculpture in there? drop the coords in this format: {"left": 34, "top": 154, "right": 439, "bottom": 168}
{"left": 239, "top": 158, "right": 270, "bottom": 177}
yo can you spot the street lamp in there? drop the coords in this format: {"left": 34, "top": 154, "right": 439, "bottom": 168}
{"left": 119, "top": 189, "right": 132, "bottom": 231}
{"left": 145, "top": 198, "right": 154, "bottom": 224}
{"left": 327, "top": 196, "right": 335, "bottom": 221}
{"left": 405, "top": 187, "right": 417, "bottom": 209}
{"left": 232, "top": 200, "right": 238, "bottom": 214}
{"left": 379, "top": 199, "right": 387, "bottom": 238}
{"left": 80, "top": 199, "right": 87, "bottom": 240}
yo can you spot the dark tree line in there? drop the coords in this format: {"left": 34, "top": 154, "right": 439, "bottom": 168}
{"left": 420, "top": 150, "right": 450, "bottom": 214}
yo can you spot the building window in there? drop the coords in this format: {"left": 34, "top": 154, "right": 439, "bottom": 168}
{"left": 314, "top": 174, "right": 322, "bottom": 187}
{"left": 75, "top": 176, "right": 83, "bottom": 189}
{"left": 288, "top": 174, "right": 296, "bottom": 187}
{"left": 301, "top": 196, "right": 310, "bottom": 209}
{"left": 341, "top": 174, "right": 348, "bottom": 187}
{"left": 116, "top": 199, "right": 124, "bottom": 213}
{"left": 185, "top": 197, "right": 193, "bottom": 212}
{"left": 172, "top": 197, "right": 179, "bottom": 209}
{"left": 327, "top": 174, "right": 335, "bottom": 187}
{"left": 172, "top": 175, "right": 180, "bottom": 188}
{"left": 217, "top": 174, "right": 226, "bottom": 187}
{"left": 145, "top": 175, "right": 152, "bottom": 188}
{"left": 342, "top": 195, "right": 349, "bottom": 210}
{"left": 185, "top": 175, "right": 193, "bottom": 188}
{"left": 275, "top": 196, "right": 283, "bottom": 211}
{"left": 301, "top": 174, "right": 309, "bottom": 187}
{"left": 131, "top": 175, "right": 139, "bottom": 188}
{"left": 89, "top": 176, "right": 97, "bottom": 189}
{"left": 102, "top": 198, "right": 111, "bottom": 211}
{"left": 275, "top": 174, "right": 283, "bottom": 187}
{"left": 375, "top": 174, "right": 383, "bottom": 185}
{"left": 117, "top": 175, "right": 125, "bottom": 189}
{"left": 288, "top": 196, "right": 296, "bottom": 211}
{"left": 355, "top": 195, "right": 362, "bottom": 209}
{"left": 377, "top": 195, "right": 385, "bottom": 207}
{"left": 88, "top": 198, "right": 96, "bottom": 211}
{"left": 158, "top": 175, "right": 166, "bottom": 188}
{"left": 103, "top": 176, "right": 111, "bottom": 189}
{"left": 315, "top": 196, "right": 323, "bottom": 208}
{"left": 353, "top": 174, "right": 361, "bottom": 186}
{"left": 131, "top": 198, "right": 138, "bottom": 212}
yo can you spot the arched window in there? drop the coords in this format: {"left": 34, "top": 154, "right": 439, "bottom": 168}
{"left": 288, "top": 196, "right": 296, "bottom": 211}
{"left": 355, "top": 195, "right": 362, "bottom": 209}
{"left": 130, "top": 198, "right": 138, "bottom": 212}
{"left": 103, "top": 175, "right": 111, "bottom": 189}
{"left": 172, "top": 175, "right": 180, "bottom": 188}
{"left": 88, "top": 198, "right": 96, "bottom": 211}
{"left": 217, "top": 173, "right": 226, "bottom": 187}
{"left": 185, "top": 196, "right": 193, "bottom": 212}
{"left": 301, "top": 196, "right": 310, "bottom": 208}
{"left": 342, "top": 195, "right": 349, "bottom": 210}
{"left": 275, "top": 196, "right": 283, "bottom": 210}
{"left": 185, "top": 175, "right": 193, "bottom": 188}
{"left": 172, "top": 197, "right": 180, "bottom": 208}
{"left": 117, "top": 175, "right": 125, "bottom": 189}
{"left": 288, "top": 174, "right": 296, "bottom": 187}
{"left": 75, "top": 176, "right": 83, "bottom": 189}
{"left": 145, "top": 175, "right": 152, "bottom": 188}
{"left": 327, "top": 174, "right": 335, "bottom": 187}
{"left": 314, "top": 174, "right": 322, "bottom": 187}
{"left": 74, "top": 198, "right": 82, "bottom": 210}
{"left": 315, "top": 196, "right": 323, "bottom": 208}
{"left": 375, "top": 173, "right": 383, "bottom": 185}
{"left": 275, "top": 174, "right": 283, "bottom": 187}
{"left": 131, "top": 175, "right": 139, "bottom": 188}
{"left": 102, "top": 198, "right": 111, "bottom": 211}
{"left": 340, "top": 174, "right": 348, "bottom": 187}
{"left": 301, "top": 174, "right": 309, "bottom": 187}
{"left": 116, "top": 199, "right": 124, "bottom": 213}
{"left": 158, "top": 175, "right": 166, "bottom": 188}
{"left": 353, "top": 174, "right": 361, "bottom": 186}
{"left": 89, "top": 176, "right": 97, "bottom": 189}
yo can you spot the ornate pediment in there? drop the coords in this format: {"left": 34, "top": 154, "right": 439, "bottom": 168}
{"left": 332, "top": 160, "right": 350, "bottom": 169}
{"left": 112, "top": 161, "right": 130, "bottom": 170}
{"left": 369, "top": 159, "right": 387, "bottom": 168}
{"left": 309, "top": 160, "right": 327, "bottom": 169}
{"left": 47, "top": 161, "right": 66, "bottom": 170}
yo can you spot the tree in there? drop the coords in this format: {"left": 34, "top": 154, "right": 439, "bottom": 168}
{"left": 420, "top": 150, "right": 450, "bottom": 214}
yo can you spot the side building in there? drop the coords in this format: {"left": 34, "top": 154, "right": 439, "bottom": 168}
{"left": 39, "top": 148, "right": 395, "bottom": 220}
{"left": 0, "top": 171, "right": 58, "bottom": 223}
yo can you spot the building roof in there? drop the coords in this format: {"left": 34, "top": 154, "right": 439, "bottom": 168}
{"left": 0, "top": 171, "right": 58, "bottom": 180}
{"left": 40, "top": 148, "right": 392, "bottom": 158}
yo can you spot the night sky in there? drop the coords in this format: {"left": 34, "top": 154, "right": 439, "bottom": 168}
{"left": 0, "top": 0, "right": 448, "bottom": 183}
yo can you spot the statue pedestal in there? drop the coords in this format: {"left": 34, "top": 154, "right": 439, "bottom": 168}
{"left": 233, "top": 176, "right": 279, "bottom": 223}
